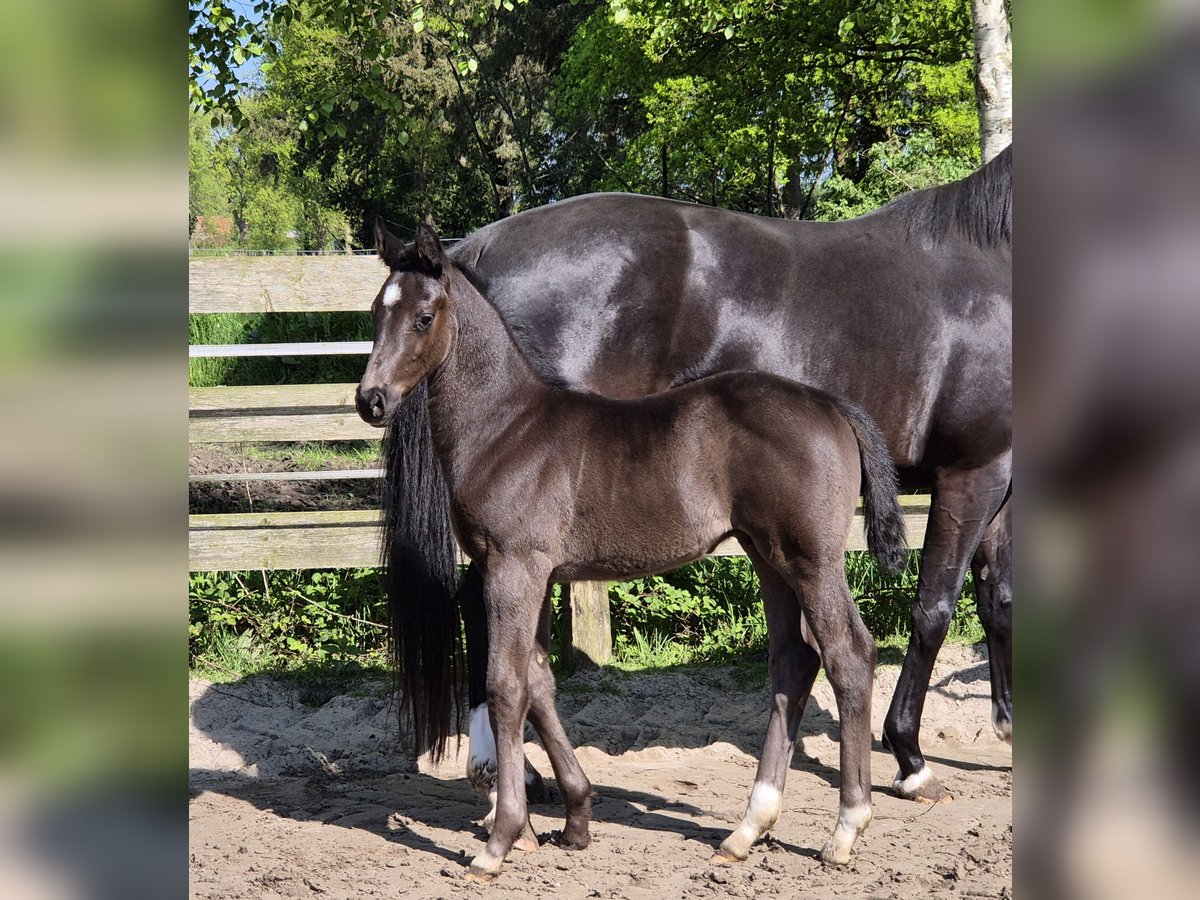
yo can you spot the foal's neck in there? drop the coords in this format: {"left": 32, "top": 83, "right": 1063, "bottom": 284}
{"left": 426, "top": 267, "right": 553, "bottom": 483}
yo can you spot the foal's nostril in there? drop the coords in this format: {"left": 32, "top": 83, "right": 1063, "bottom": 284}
{"left": 356, "top": 386, "right": 388, "bottom": 424}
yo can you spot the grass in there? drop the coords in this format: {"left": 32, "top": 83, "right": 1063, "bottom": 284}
{"left": 188, "top": 311, "right": 372, "bottom": 388}
{"left": 240, "top": 441, "right": 382, "bottom": 471}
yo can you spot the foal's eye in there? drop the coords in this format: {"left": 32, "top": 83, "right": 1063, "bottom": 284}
{"left": 414, "top": 313, "right": 435, "bottom": 332}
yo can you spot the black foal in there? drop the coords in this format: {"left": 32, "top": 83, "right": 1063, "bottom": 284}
{"left": 357, "top": 222, "right": 907, "bottom": 882}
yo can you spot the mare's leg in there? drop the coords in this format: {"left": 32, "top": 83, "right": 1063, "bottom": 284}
{"left": 461, "top": 563, "right": 548, "bottom": 832}
{"left": 792, "top": 557, "right": 878, "bottom": 866}
{"left": 883, "top": 459, "right": 1011, "bottom": 802}
{"left": 525, "top": 596, "right": 593, "bottom": 850}
{"left": 466, "top": 559, "right": 547, "bottom": 883}
{"left": 713, "top": 550, "right": 821, "bottom": 864}
{"left": 972, "top": 496, "right": 1012, "bottom": 743}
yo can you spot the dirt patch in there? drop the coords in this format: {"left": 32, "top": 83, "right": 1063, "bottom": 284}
{"left": 190, "top": 644, "right": 1011, "bottom": 898}
{"left": 189, "top": 444, "right": 381, "bottom": 515}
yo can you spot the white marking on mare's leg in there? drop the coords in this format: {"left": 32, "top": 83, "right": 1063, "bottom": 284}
{"left": 992, "top": 701, "right": 1012, "bottom": 743}
{"left": 715, "top": 783, "right": 781, "bottom": 863}
{"left": 820, "top": 803, "right": 873, "bottom": 866}
{"left": 466, "top": 704, "right": 498, "bottom": 829}
{"left": 893, "top": 765, "right": 934, "bottom": 796}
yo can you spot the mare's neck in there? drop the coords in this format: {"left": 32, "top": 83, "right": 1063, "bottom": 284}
{"left": 425, "top": 267, "right": 552, "bottom": 487}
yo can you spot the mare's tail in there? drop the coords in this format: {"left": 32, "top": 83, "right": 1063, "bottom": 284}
{"left": 379, "top": 382, "right": 463, "bottom": 760}
{"left": 833, "top": 398, "right": 908, "bottom": 574}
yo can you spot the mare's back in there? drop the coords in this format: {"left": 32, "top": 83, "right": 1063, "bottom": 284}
{"left": 450, "top": 193, "right": 1009, "bottom": 473}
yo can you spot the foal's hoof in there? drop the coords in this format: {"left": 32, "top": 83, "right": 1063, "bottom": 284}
{"left": 558, "top": 829, "right": 591, "bottom": 851}
{"left": 893, "top": 767, "right": 953, "bottom": 804}
{"left": 819, "top": 841, "right": 853, "bottom": 867}
{"left": 464, "top": 867, "right": 497, "bottom": 884}
{"left": 514, "top": 820, "right": 540, "bottom": 853}
{"left": 465, "top": 852, "right": 502, "bottom": 883}
{"left": 710, "top": 847, "right": 747, "bottom": 866}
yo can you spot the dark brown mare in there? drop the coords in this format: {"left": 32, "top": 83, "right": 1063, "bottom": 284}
{"left": 356, "top": 223, "right": 908, "bottom": 881}
{"left": 380, "top": 146, "right": 1011, "bottom": 813}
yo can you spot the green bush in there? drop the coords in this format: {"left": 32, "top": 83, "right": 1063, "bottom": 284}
{"left": 189, "top": 569, "right": 390, "bottom": 679}
{"left": 188, "top": 553, "right": 983, "bottom": 680}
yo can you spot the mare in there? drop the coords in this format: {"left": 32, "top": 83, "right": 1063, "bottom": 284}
{"left": 380, "top": 146, "right": 1012, "bottom": 810}
{"left": 356, "top": 223, "right": 908, "bottom": 881}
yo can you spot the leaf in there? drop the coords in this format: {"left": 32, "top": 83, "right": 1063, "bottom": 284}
{"left": 613, "top": 7, "right": 629, "bottom": 25}
{"left": 413, "top": 19, "right": 424, "bottom": 34}
{"left": 724, "top": 25, "right": 735, "bottom": 40}
{"left": 467, "top": 58, "right": 478, "bottom": 73}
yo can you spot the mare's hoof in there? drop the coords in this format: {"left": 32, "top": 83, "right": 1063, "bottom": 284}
{"left": 893, "top": 767, "right": 953, "bottom": 804}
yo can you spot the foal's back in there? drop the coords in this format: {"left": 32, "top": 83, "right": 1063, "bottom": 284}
{"left": 524, "top": 371, "right": 862, "bottom": 582}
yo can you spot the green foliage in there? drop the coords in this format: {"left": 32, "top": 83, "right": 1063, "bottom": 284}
{"left": 189, "top": 109, "right": 232, "bottom": 235}
{"left": 189, "top": 569, "right": 390, "bottom": 678}
{"left": 188, "top": 554, "right": 983, "bottom": 680}
{"left": 190, "top": 1, "right": 988, "bottom": 242}
{"left": 548, "top": 0, "right": 980, "bottom": 214}
{"left": 242, "top": 183, "right": 303, "bottom": 250}
{"left": 609, "top": 557, "right": 766, "bottom": 665}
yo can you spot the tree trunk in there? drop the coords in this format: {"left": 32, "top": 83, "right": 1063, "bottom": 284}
{"left": 660, "top": 143, "right": 670, "bottom": 199}
{"left": 972, "top": 0, "right": 1013, "bottom": 161}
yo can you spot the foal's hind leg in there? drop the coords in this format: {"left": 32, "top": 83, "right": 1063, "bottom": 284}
{"left": 713, "top": 552, "right": 821, "bottom": 864}
{"left": 972, "top": 497, "right": 1012, "bottom": 743}
{"left": 792, "top": 558, "right": 878, "bottom": 866}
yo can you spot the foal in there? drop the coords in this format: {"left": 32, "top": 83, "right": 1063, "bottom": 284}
{"left": 357, "top": 223, "right": 907, "bottom": 882}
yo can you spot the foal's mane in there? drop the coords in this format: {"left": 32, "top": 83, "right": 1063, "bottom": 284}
{"left": 880, "top": 144, "right": 1012, "bottom": 250}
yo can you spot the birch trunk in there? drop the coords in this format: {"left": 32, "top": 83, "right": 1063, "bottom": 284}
{"left": 972, "top": 0, "right": 1013, "bottom": 161}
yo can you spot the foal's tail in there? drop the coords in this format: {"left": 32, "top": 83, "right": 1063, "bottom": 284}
{"left": 379, "top": 382, "right": 463, "bottom": 761}
{"left": 833, "top": 398, "right": 908, "bottom": 575}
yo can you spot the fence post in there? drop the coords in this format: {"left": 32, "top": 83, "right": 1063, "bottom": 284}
{"left": 564, "top": 581, "right": 612, "bottom": 671}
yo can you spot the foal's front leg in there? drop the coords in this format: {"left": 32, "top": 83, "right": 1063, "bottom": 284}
{"left": 466, "top": 560, "right": 545, "bottom": 883}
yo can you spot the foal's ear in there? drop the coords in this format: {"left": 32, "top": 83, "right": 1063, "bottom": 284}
{"left": 375, "top": 216, "right": 409, "bottom": 269}
{"left": 414, "top": 221, "right": 444, "bottom": 272}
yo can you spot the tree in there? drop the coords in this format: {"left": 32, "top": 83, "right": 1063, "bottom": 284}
{"left": 549, "top": 1, "right": 980, "bottom": 216}
{"left": 970, "top": 0, "right": 1012, "bottom": 161}
{"left": 188, "top": 110, "right": 233, "bottom": 238}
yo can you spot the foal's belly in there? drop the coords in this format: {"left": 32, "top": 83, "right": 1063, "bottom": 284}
{"left": 553, "top": 518, "right": 733, "bottom": 583}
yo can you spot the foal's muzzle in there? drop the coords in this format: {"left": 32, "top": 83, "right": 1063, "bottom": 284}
{"left": 355, "top": 384, "right": 392, "bottom": 426}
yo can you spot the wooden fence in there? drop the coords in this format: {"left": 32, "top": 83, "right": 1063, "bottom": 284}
{"left": 188, "top": 254, "right": 930, "bottom": 668}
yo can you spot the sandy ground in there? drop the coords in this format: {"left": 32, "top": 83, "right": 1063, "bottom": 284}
{"left": 189, "top": 644, "right": 1011, "bottom": 898}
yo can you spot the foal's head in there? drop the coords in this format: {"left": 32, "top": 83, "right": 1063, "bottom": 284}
{"left": 356, "top": 220, "right": 454, "bottom": 426}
